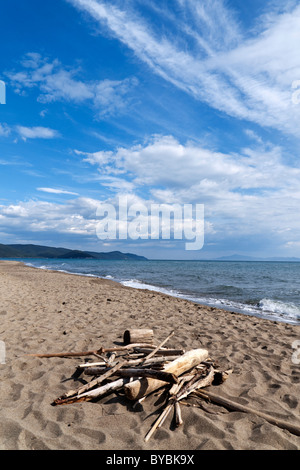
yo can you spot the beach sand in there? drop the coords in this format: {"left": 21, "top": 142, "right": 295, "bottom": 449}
{"left": 0, "top": 260, "right": 300, "bottom": 450}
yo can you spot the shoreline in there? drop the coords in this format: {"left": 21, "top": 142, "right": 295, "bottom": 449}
{"left": 0, "top": 260, "right": 300, "bottom": 450}
{"left": 19, "top": 259, "right": 300, "bottom": 326}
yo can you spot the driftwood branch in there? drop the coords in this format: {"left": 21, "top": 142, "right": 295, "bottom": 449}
{"left": 55, "top": 359, "right": 128, "bottom": 402}
{"left": 141, "top": 330, "right": 175, "bottom": 361}
{"left": 26, "top": 343, "right": 159, "bottom": 358}
{"left": 144, "top": 367, "right": 215, "bottom": 441}
{"left": 135, "top": 348, "right": 185, "bottom": 356}
{"left": 52, "top": 377, "right": 132, "bottom": 406}
{"left": 84, "top": 367, "right": 178, "bottom": 384}
{"left": 176, "top": 367, "right": 215, "bottom": 401}
{"left": 77, "top": 355, "right": 181, "bottom": 370}
{"left": 196, "top": 389, "right": 300, "bottom": 437}
{"left": 27, "top": 348, "right": 104, "bottom": 358}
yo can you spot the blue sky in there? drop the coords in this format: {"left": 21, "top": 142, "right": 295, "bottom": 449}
{"left": 1, "top": 0, "right": 300, "bottom": 259}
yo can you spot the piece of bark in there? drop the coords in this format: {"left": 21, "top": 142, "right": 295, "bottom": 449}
{"left": 196, "top": 389, "right": 300, "bottom": 437}
{"left": 124, "top": 348, "right": 209, "bottom": 401}
{"left": 85, "top": 367, "right": 178, "bottom": 384}
{"left": 123, "top": 329, "right": 154, "bottom": 345}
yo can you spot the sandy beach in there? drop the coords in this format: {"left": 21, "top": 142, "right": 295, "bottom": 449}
{"left": 0, "top": 260, "right": 299, "bottom": 450}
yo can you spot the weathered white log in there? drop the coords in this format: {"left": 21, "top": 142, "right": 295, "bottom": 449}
{"left": 123, "top": 329, "right": 154, "bottom": 345}
{"left": 124, "top": 348, "right": 209, "bottom": 401}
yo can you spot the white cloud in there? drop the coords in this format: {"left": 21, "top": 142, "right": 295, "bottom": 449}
{"left": 76, "top": 134, "right": 300, "bottom": 246}
{"left": 68, "top": 0, "right": 300, "bottom": 136}
{"left": 16, "top": 126, "right": 60, "bottom": 140}
{"left": 79, "top": 134, "right": 300, "bottom": 193}
{"left": 7, "top": 53, "right": 138, "bottom": 117}
{"left": 1, "top": 133, "right": 300, "bottom": 252}
{"left": 0, "top": 123, "right": 11, "bottom": 137}
{"left": 94, "top": 77, "right": 138, "bottom": 117}
{"left": 0, "top": 197, "right": 101, "bottom": 237}
{"left": 37, "top": 187, "right": 79, "bottom": 196}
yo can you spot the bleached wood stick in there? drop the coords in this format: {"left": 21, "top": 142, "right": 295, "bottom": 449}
{"left": 27, "top": 348, "right": 104, "bottom": 358}
{"left": 142, "top": 330, "right": 175, "bottom": 361}
{"left": 78, "top": 361, "right": 107, "bottom": 369}
{"left": 144, "top": 403, "right": 173, "bottom": 442}
{"left": 27, "top": 343, "right": 158, "bottom": 358}
{"left": 52, "top": 377, "right": 131, "bottom": 406}
{"left": 144, "top": 380, "right": 184, "bottom": 441}
{"left": 100, "top": 343, "right": 158, "bottom": 353}
{"left": 124, "top": 348, "right": 209, "bottom": 401}
{"left": 174, "top": 402, "right": 183, "bottom": 427}
{"left": 56, "top": 359, "right": 128, "bottom": 401}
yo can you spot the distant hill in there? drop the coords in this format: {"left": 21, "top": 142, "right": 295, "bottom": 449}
{"left": 217, "top": 254, "right": 300, "bottom": 262}
{"left": 0, "top": 243, "right": 147, "bottom": 261}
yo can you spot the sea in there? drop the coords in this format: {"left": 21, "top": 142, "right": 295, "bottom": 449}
{"left": 18, "top": 258, "right": 300, "bottom": 326}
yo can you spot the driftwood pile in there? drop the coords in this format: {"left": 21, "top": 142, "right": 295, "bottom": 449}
{"left": 27, "top": 328, "right": 300, "bottom": 440}
{"left": 28, "top": 329, "right": 232, "bottom": 441}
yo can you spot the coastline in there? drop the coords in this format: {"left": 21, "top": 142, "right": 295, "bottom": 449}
{"left": 22, "top": 258, "right": 300, "bottom": 326}
{"left": 0, "top": 260, "right": 300, "bottom": 450}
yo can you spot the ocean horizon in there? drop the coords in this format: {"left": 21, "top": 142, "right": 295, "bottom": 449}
{"left": 8, "top": 257, "right": 300, "bottom": 326}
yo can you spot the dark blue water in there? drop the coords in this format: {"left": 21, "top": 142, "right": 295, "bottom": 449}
{"left": 22, "top": 259, "right": 300, "bottom": 325}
